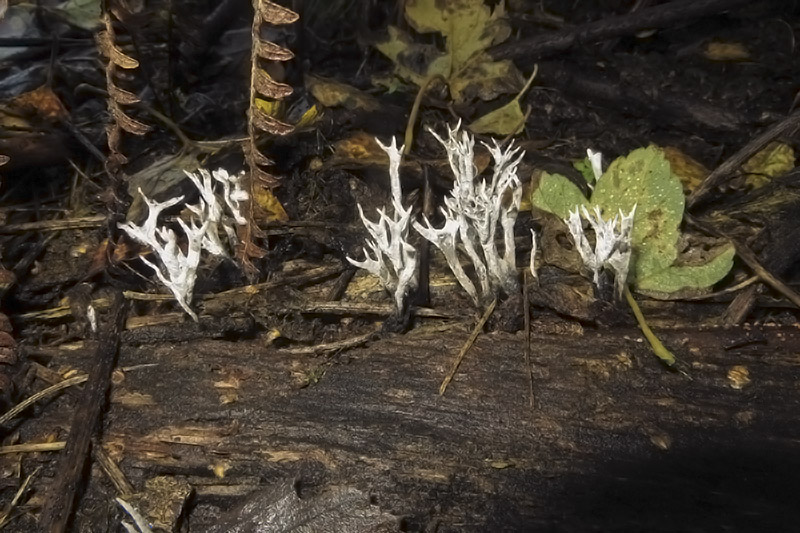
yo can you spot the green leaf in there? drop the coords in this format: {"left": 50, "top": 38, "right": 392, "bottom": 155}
{"left": 375, "top": 0, "right": 522, "bottom": 103}
{"left": 589, "top": 145, "right": 733, "bottom": 293}
{"left": 57, "top": 0, "right": 101, "bottom": 30}
{"left": 590, "top": 146, "right": 685, "bottom": 284}
{"left": 635, "top": 244, "right": 735, "bottom": 293}
{"left": 573, "top": 157, "right": 596, "bottom": 186}
{"left": 530, "top": 172, "right": 588, "bottom": 220}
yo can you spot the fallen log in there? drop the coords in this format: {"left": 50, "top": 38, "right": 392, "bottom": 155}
{"left": 6, "top": 320, "right": 796, "bottom": 532}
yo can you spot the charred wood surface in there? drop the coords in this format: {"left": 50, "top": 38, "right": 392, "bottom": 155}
{"left": 33, "top": 324, "right": 796, "bottom": 532}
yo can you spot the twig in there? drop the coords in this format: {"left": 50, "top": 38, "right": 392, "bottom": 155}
{"left": 0, "top": 442, "right": 65, "bottom": 455}
{"left": 674, "top": 275, "right": 758, "bottom": 301}
{"left": 275, "top": 301, "right": 459, "bottom": 318}
{"left": 491, "top": 0, "right": 751, "bottom": 62}
{"left": 688, "top": 109, "right": 800, "bottom": 208}
{"left": 28, "top": 362, "right": 138, "bottom": 498}
{"left": 439, "top": 298, "right": 497, "bottom": 396}
{"left": 280, "top": 324, "right": 383, "bottom": 355}
{"left": 523, "top": 271, "right": 535, "bottom": 409}
{"left": 96, "top": 449, "right": 135, "bottom": 498}
{"left": 624, "top": 286, "right": 677, "bottom": 367}
{"left": 17, "top": 266, "right": 343, "bottom": 323}
{"left": 730, "top": 240, "right": 800, "bottom": 309}
{"left": 0, "top": 215, "right": 105, "bottom": 234}
{"left": 326, "top": 269, "right": 355, "bottom": 301}
{"left": 39, "top": 293, "right": 127, "bottom": 533}
{"left": 0, "top": 374, "right": 88, "bottom": 426}
{"left": 0, "top": 467, "right": 39, "bottom": 530}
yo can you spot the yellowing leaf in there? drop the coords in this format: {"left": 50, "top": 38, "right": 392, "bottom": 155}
{"left": 470, "top": 66, "right": 537, "bottom": 135}
{"left": 306, "top": 75, "right": 379, "bottom": 111}
{"left": 332, "top": 131, "right": 389, "bottom": 165}
{"left": 375, "top": 0, "right": 522, "bottom": 103}
{"left": 255, "top": 97, "right": 285, "bottom": 118}
{"left": 663, "top": 146, "right": 708, "bottom": 194}
{"left": 253, "top": 186, "right": 288, "bottom": 222}
{"left": 742, "top": 141, "right": 795, "bottom": 188}
{"left": 704, "top": 41, "right": 750, "bottom": 62}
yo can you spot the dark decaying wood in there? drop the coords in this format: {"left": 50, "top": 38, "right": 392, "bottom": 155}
{"left": 534, "top": 61, "right": 749, "bottom": 136}
{"left": 31, "top": 322, "right": 798, "bottom": 532}
{"left": 38, "top": 294, "right": 127, "bottom": 533}
{"left": 490, "top": 0, "right": 752, "bottom": 63}
{"left": 688, "top": 110, "right": 800, "bottom": 208}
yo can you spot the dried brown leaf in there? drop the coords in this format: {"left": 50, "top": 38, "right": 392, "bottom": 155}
{"left": 248, "top": 145, "right": 274, "bottom": 167}
{"left": 96, "top": 30, "right": 139, "bottom": 69}
{"left": 108, "top": 83, "right": 141, "bottom": 105}
{"left": 254, "top": 69, "right": 293, "bottom": 99}
{"left": 11, "top": 86, "right": 69, "bottom": 121}
{"left": 255, "top": 39, "right": 294, "bottom": 61}
{"left": 252, "top": 166, "right": 279, "bottom": 187}
{"left": 251, "top": 105, "right": 293, "bottom": 136}
{"left": 256, "top": 0, "right": 299, "bottom": 25}
{"left": 110, "top": 103, "right": 149, "bottom": 135}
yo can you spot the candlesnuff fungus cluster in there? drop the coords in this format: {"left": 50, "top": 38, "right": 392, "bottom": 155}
{"left": 126, "top": 133, "right": 633, "bottom": 326}
{"left": 414, "top": 123, "right": 524, "bottom": 308}
{"left": 349, "top": 130, "right": 636, "bottom": 315}
{"left": 349, "top": 123, "right": 525, "bottom": 311}
{"left": 565, "top": 205, "right": 635, "bottom": 300}
{"left": 118, "top": 168, "right": 248, "bottom": 321}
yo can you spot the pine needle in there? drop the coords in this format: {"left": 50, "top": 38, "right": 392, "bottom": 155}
{"left": 439, "top": 298, "right": 497, "bottom": 395}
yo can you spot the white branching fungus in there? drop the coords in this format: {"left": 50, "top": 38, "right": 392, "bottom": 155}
{"left": 587, "top": 148, "right": 603, "bottom": 183}
{"left": 118, "top": 169, "right": 249, "bottom": 321}
{"left": 529, "top": 229, "right": 538, "bottom": 280}
{"left": 565, "top": 204, "right": 635, "bottom": 299}
{"left": 347, "top": 137, "right": 418, "bottom": 312}
{"left": 184, "top": 168, "right": 248, "bottom": 256}
{"left": 413, "top": 123, "right": 523, "bottom": 308}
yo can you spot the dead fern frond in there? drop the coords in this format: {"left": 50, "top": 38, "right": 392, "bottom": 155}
{"left": 97, "top": 8, "right": 149, "bottom": 174}
{"left": 239, "top": 0, "right": 298, "bottom": 277}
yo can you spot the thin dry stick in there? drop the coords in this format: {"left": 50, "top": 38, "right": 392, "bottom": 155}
{"left": 18, "top": 266, "right": 343, "bottom": 322}
{"left": 731, "top": 241, "right": 800, "bottom": 309}
{"left": 439, "top": 298, "right": 497, "bottom": 396}
{"left": 523, "top": 270, "right": 535, "bottom": 409}
{"left": 94, "top": 445, "right": 135, "bottom": 497}
{"left": 0, "top": 467, "right": 40, "bottom": 530}
{"left": 0, "top": 215, "right": 105, "bottom": 234}
{"left": 0, "top": 374, "right": 88, "bottom": 426}
{"left": 281, "top": 324, "right": 383, "bottom": 356}
{"left": 0, "top": 442, "right": 65, "bottom": 455}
